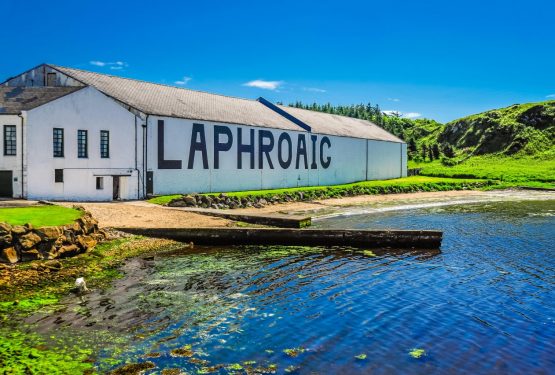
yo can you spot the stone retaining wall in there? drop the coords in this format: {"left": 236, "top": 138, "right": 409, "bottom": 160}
{"left": 0, "top": 207, "right": 106, "bottom": 264}
{"left": 168, "top": 192, "right": 307, "bottom": 209}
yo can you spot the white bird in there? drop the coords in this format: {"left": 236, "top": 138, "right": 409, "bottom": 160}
{"left": 75, "top": 277, "right": 89, "bottom": 294}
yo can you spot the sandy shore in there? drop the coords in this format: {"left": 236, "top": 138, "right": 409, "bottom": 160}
{"left": 60, "top": 201, "right": 231, "bottom": 228}
{"left": 61, "top": 190, "right": 496, "bottom": 228}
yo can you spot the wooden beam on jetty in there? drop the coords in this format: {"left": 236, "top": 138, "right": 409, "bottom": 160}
{"left": 175, "top": 207, "right": 312, "bottom": 228}
{"left": 115, "top": 227, "right": 443, "bottom": 249}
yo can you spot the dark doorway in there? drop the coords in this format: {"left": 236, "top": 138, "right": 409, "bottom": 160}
{"left": 146, "top": 171, "right": 153, "bottom": 196}
{"left": 0, "top": 171, "right": 13, "bottom": 197}
{"left": 112, "top": 176, "right": 120, "bottom": 200}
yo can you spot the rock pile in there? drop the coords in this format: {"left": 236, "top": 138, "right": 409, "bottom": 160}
{"left": 0, "top": 208, "right": 106, "bottom": 264}
{"left": 168, "top": 192, "right": 311, "bottom": 209}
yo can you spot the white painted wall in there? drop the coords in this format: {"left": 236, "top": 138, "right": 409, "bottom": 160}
{"left": 24, "top": 86, "right": 140, "bottom": 201}
{"left": 147, "top": 115, "right": 405, "bottom": 195}
{"left": 366, "top": 140, "right": 404, "bottom": 180}
{"left": 0, "top": 114, "right": 23, "bottom": 197}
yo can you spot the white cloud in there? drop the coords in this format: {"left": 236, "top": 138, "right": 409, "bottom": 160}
{"left": 174, "top": 76, "right": 192, "bottom": 86}
{"left": 243, "top": 80, "right": 283, "bottom": 90}
{"left": 90, "top": 61, "right": 106, "bottom": 67}
{"left": 90, "top": 60, "right": 128, "bottom": 70}
{"left": 547, "top": 94, "right": 555, "bottom": 98}
{"left": 303, "top": 87, "right": 327, "bottom": 93}
{"left": 387, "top": 98, "right": 400, "bottom": 102}
{"left": 403, "top": 112, "right": 422, "bottom": 119}
{"left": 383, "top": 110, "right": 422, "bottom": 119}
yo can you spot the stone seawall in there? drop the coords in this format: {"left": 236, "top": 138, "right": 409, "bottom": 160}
{"left": 0, "top": 208, "right": 106, "bottom": 264}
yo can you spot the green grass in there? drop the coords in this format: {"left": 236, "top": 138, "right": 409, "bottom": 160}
{"left": 148, "top": 194, "right": 182, "bottom": 205}
{"left": 216, "top": 176, "right": 486, "bottom": 197}
{"left": 0, "top": 205, "right": 83, "bottom": 227}
{"left": 410, "top": 153, "right": 555, "bottom": 187}
{"left": 149, "top": 176, "right": 492, "bottom": 205}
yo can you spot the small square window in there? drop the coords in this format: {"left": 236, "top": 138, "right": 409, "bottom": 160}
{"left": 96, "top": 177, "right": 104, "bottom": 190}
{"left": 55, "top": 169, "right": 63, "bottom": 183}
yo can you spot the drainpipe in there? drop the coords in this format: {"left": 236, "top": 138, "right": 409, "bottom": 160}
{"left": 142, "top": 114, "right": 149, "bottom": 198}
{"left": 17, "top": 113, "right": 24, "bottom": 198}
{"left": 134, "top": 116, "right": 139, "bottom": 199}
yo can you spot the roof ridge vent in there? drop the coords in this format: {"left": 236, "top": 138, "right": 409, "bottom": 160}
{"left": 257, "top": 97, "right": 311, "bottom": 132}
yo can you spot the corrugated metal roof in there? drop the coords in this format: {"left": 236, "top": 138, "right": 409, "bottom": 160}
{"left": 277, "top": 105, "right": 404, "bottom": 142}
{"left": 49, "top": 65, "right": 301, "bottom": 131}
{"left": 48, "top": 65, "right": 403, "bottom": 143}
{"left": 0, "top": 86, "right": 83, "bottom": 114}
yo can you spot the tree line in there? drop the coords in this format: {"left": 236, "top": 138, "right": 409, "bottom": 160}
{"left": 287, "top": 101, "right": 454, "bottom": 162}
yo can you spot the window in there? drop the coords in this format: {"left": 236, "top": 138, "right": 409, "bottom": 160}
{"left": 96, "top": 177, "right": 104, "bottom": 190}
{"left": 78, "top": 130, "right": 88, "bottom": 158}
{"left": 55, "top": 169, "right": 63, "bottom": 183}
{"left": 100, "top": 130, "right": 109, "bottom": 158}
{"left": 53, "top": 128, "right": 64, "bottom": 157}
{"left": 3, "top": 125, "right": 16, "bottom": 156}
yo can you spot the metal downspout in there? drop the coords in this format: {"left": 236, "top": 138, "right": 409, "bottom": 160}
{"left": 143, "top": 114, "right": 149, "bottom": 198}
{"left": 17, "top": 113, "right": 24, "bottom": 198}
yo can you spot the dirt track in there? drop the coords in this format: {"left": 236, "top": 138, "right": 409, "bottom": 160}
{"left": 60, "top": 201, "right": 231, "bottom": 228}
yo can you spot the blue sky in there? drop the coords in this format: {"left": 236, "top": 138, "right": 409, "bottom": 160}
{"left": 2, "top": 0, "right": 554, "bottom": 122}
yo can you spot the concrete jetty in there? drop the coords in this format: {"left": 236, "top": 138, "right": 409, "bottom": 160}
{"left": 116, "top": 227, "right": 443, "bottom": 249}
{"left": 178, "top": 207, "right": 312, "bottom": 228}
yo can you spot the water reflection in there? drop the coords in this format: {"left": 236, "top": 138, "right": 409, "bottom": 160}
{"left": 25, "top": 197, "right": 555, "bottom": 374}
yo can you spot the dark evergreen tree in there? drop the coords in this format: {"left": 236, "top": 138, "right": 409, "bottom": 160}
{"left": 432, "top": 144, "right": 441, "bottom": 159}
{"left": 421, "top": 145, "right": 428, "bottom": 160}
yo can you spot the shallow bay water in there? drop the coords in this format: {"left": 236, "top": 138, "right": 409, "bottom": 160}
{"left": 27, "top": 194, "right": 555, "bottom": 374}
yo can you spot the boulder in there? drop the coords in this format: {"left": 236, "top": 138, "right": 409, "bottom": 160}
{"left": 19, "top": 232, "right": 42, "bottom": 249}
{"left": 35, "top": 226, "right": 63, "bottom": 240}
{"left": 20, "top": 249, "right": 42, "bottom": 261}
{"left": 169, "top": 200, "right": 187, "bottom": 207}
{"left": 0, "top": 247, "right": 18, "bottom": 263}
{"left": 58, "top": 244, "right": 80, "bottom": 258}
{"left": 183, "top": 195, "right": 197, "bottom": 206}
{"left": 76, "top": 235, "right": 97, "bottom": 251}
{"left": 11, "top": 225, "right": 28, "bottom": 235}
{"left": 66, "top": 221, "right": 82, "bottom": 234}
{"left": 0, "top": 222, "right": 12, "bottom": 236}
{"left": 0, "top": 234, "right": 13, "bottom": 246}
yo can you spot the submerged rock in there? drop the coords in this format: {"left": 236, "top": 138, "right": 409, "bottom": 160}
{"left": 109, "top": 361, "right": 155, "bottom": 375}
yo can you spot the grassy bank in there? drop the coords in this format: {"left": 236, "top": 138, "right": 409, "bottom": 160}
{"left": 410, "top": 154, "right": 555, "bottom": 188}
{"left": 149, "top": 176, "right": 493, "bottom": 206}
{"left": 0, "top": 205, "right": 83, "bottom": 227}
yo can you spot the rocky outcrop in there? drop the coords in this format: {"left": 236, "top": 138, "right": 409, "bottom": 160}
{"left": 0, "top": 207, "right": 106, "bottom": 264}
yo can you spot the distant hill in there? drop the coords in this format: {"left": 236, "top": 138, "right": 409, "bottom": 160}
{"left": 439, "top": 100, "right": 555, "bottom": 156}
{"left": 288, "top": 100, "right": 555, "bottom": 160}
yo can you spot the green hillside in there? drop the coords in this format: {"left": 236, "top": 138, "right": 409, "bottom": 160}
{"left": 289, "top": 100, "right": 555, "bottom": 187}
{"left": 411, "top": 100, "right": 555, "bottom": 185}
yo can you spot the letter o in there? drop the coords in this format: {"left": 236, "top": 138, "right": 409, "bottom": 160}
{"left": 278, "top": 133, "right": 293, "bottom": 169}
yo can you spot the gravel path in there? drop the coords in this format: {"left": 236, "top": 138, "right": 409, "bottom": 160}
{"left": 59, "top": 201, "right": 231, "bottom": 228}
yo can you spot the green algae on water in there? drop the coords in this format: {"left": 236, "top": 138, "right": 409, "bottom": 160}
{"left": 408, "top": 348, "right": 426, "bottom": 359}
{"left": 0, "top": 330, "right": 94, "bottom": 374}
{"left": 283, "top": 347, "right": 306, "bottom": 357}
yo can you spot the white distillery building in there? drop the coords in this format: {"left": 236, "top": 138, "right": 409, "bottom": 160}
{"left": 0, "top": 64, "right": 406, "bottom": 201}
